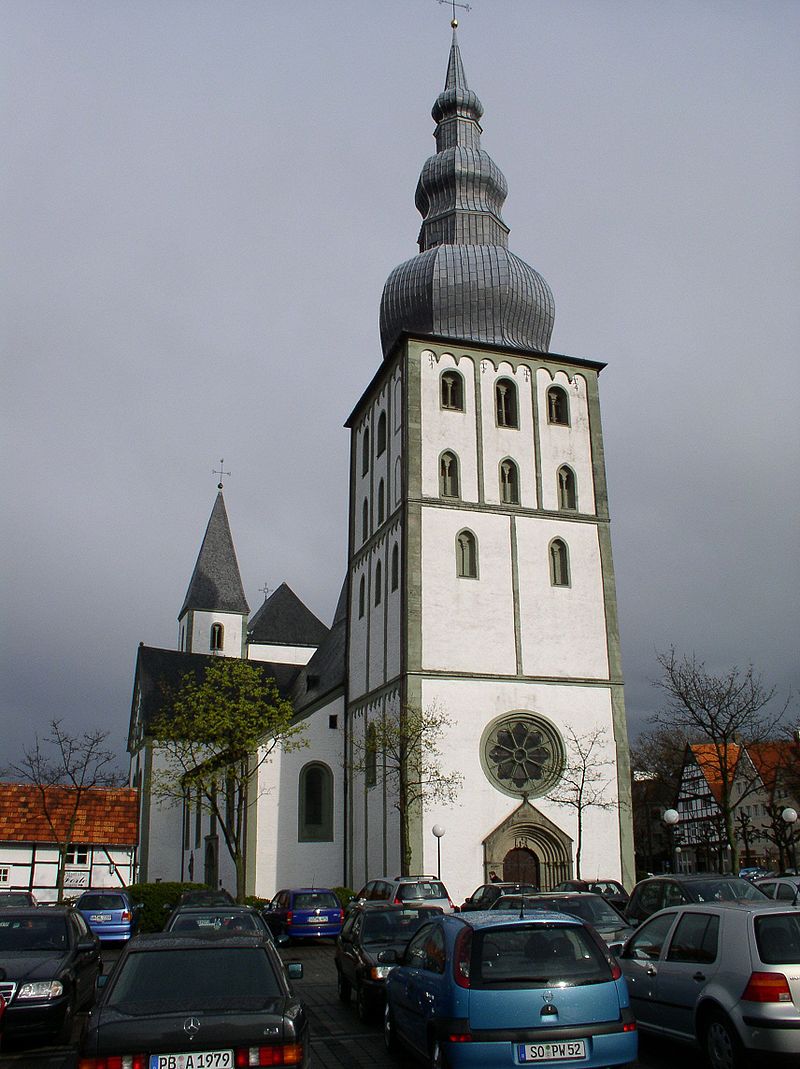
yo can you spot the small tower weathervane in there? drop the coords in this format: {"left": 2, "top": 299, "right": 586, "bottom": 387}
{"left": 437, "top": 0, "right": 471, "bottom": 27}
{"left": 212, "top": 458, "right": 230, "bottom": 490}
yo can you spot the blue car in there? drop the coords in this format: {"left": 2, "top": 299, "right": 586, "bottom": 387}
{"left": 74, "top": 890, "right": 142, "bottom": 942}
{"left": 265, "top": 887, "right": 344, "bottom": 942}
{"left": 383, "top": 910, "right": 637, "bottom": 1068}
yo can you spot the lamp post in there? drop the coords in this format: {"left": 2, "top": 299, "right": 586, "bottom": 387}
{"left": 782, "top": 808, "right": 798, "bottom": 872}
{"left": 432, "top": 825, "right": 445, "bottom": 880}
{"left": 663, "top": 808, "right": 680, "bottom": 873}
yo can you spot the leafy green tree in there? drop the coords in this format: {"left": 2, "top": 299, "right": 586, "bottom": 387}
{"left": 353, "top": 703, "right": 463, "bottom": 876}
{"left": 150, "top": 659, "right": 305, "bottom": 901}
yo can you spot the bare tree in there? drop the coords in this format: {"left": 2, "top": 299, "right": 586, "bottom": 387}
{"left": 629, "top": 725, "right": 691, "bottom": 874}
{"left": 7, "top": 720, "right": 122, "bottom": 902}
{"left": 652, "top": 649, "right": 790, "bottom": 873}
{"left": 352, "top": 703, "right": 463, "bottom": 876}
{"left": 548, "top": 727, "right": 617, "bottom": 879}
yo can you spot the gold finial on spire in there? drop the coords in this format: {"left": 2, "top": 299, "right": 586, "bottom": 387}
{"left": 436, "top": 0, "right": 471, "bottom": 29}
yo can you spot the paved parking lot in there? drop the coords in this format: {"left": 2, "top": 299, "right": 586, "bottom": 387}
{"left": 0, "top": 939, "right": 706, "bottom": 1069}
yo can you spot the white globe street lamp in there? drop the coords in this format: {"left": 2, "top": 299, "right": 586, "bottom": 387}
{"left": 663, "top": 809, "right": 680, "bottom": 872}
{"left": 782, "top": 808, "right": 798, "bottom": 871}
{"left": 432, "top": 825, "right": 445, "bottom": 880}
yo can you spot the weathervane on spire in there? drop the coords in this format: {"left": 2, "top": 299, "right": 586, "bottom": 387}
{"left": 259, "top": 582, "right": 272, "bottom": 601}
{"left": 212, "top": 458, "right": 230, "bottom": 490}
{"left": 437, "top": 0, "right": 471, "bottom": 28}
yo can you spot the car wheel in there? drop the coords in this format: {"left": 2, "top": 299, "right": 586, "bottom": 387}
{"left": 430, "top": 1037, "right": 448, "bottom": 1069}
{"left": 356, "top": 983, "right": 373, "bottom": 1022}
{"left": 384, "top": 1002, "right": 398, "bottom": 1054}
{"left": 336, "top": 968, "right": 351, "bottom": 1003}
{"left": 704, "top": 1011, "right": 745, "bottom": 1069}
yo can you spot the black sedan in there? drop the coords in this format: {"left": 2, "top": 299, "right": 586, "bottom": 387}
{"left": 80, "top": 929, "right": 308, "bottom": 1068}
{"left": 334, "top": 903, "right": 442, "bottom": 1021}
{"left": 164, "top": 904, "right": 274, "bottom": 939}
{"left": 0, "top": 906, "right": 101, "bottom": 1043}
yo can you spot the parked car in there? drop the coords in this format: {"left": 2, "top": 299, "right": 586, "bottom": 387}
{"left": 383, "top": 909, "right": 637, "bottom": 1068}
{"left": 335, "top": 903, "right": 442, "bottom": 1021}
{"left": 739, "top": 866, "right": 772, "bottom": 881}
{"left": 74, "top": 890, "right": 142, "bottom": 943}
{"left": 491, "top": 891, "right": 634, "bottom": 946}
{"left": 553, "top": 878, "right": 629, "bottom": 910}
{"left": 0, "top": 906, "right": 101, "bottom": 1043}
{"left": 350, "top": 874, "right": 455, "bottom": 914}
{"left": 754, "top": 874, "right": 800, "bottom": 904}
{"left": 80, "top": 929, "right": 308, "bottom": 1068}
{"left": 164, "top": 903, "right": 274, "bottom": 936}
{"left": 170, "top": 887, "right": 236, "bottom": 909}
{"left": 459, "top": 881, "right": 538, "bottom": 911}
{"left": 624, "top": 874, "right": 769, "bottom": 926}
{"left": 614, "top": 900, "right": 800, "bottom": 1069}
{"left": 264, "top": 887, "right": 344, "bottom": 941}
{"left": 0, "top": 892, "right": 38, "bottom": 909}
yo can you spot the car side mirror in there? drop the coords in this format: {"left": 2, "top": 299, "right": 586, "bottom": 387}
{"left": 286, "top": 962, "right": 303, "bottom": 980}
{"left": 78, "top": 935, "right": 98, "bottom": 953}
{"left": 377, "top": 948, "right": 399, "bottom": 964}
{"left": 607, "top": 941, "right": 625, "bottom": 957}
{"left": 163, "top": 903, "right": 174, "bottom": 911}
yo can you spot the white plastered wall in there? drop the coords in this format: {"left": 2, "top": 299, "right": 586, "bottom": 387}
{"left": 537, "top": 369, "right": 595, "bottom": 514}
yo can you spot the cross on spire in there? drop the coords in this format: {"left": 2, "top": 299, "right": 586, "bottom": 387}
{"left": 437, "top": 0, "right": 471, "bottom": 27}
{"left": 212, "top": 458, "right": 230, "bottom": 489}
{"left": 259, "top": 582, "right": 272, "bottom": 601}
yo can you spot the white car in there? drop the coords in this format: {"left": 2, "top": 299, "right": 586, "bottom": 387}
{"left": 754, "top": 875, "right": 800, "bottom": 904}
{"left": 614, "top": 900, "right": 800, "bottom": 1069}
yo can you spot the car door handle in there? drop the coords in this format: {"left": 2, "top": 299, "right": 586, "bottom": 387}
{"left": 645, "top": 966, "right": 657, "bottom": 976}
{"left": 693, "top": 972, "right": 706, "bottom": 982}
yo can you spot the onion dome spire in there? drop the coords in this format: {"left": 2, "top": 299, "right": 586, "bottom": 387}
{"left": 380, "top": 30, "right": 554, "bottom": 356}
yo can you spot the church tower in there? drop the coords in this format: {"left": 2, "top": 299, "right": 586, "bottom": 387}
{"left": 345, "top": 31, "right": 634, "bottom": 899}
{"left": 177, "top": 489, "right": 250, "bottom": 658}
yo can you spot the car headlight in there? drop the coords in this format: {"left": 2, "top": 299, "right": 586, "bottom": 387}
{"left": 368, "top": 965, "right": 394, "bottom": 981}
{"left": 17, "top": 980, "right": 64, "bottom": 1000}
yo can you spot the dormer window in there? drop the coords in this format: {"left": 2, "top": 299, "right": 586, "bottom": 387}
{"left": 210, "top": 623, "right": 224, "bottom": 652}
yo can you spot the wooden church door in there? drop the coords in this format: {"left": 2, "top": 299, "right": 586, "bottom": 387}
{"left": 503, "top": 846, "right": 540, "bottom": 886}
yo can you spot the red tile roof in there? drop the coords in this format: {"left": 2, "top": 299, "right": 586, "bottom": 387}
{"left": 747, "top": 742, "right": 797, "bottom": 796}
{"left": 689, "top": 743, "right": 740, "bottom": 805}
{"left": 0, "top": 784, "right": 138, "bottom": 846}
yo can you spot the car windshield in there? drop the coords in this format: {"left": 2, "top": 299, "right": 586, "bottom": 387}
{"left": 0, "top": 916, "right": 67, "bottom": 952}
{"left": 755, "top": 913, "right": 800, "bottom": 965}
{"left": 0, "top": 894, "right": 33, "bottom": 908}
{"left": 397, "top": 882, "right": 447, "bottom": 901}
{"left": 689, "top": 878, "right": 768, "bottom": 902}
{"left": 181, "top": 892, "right": 234, "bottom": 906}
{"left": 473, "top": 925, "right": 612, "bottom": 987}
{"left": 362, "top": 910, "right": 435, "bottom": 944}
{"left": 107, "top": 947, "right": 281, "bottom": 1013}
{"left": 513, "top": 896, "right": 625, "bottom": 928}
{"left": 170, "top": 912, "right": 260, "bottom": 932}
{"left": 293, "top": 892, "right": 339, "bottom": 909}
{"left": 79, "top": 894, "right": 126, "bottom": 910}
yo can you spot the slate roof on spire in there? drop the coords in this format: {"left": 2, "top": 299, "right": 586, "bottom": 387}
{"left": 179, "top": 491, "right": 250, "bottom": 617}
{"left": 248, "top": 582, "right": 329, "bottom": 647}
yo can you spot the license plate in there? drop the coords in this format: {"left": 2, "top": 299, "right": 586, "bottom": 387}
{"left": 90, "top": 913, "right": 112, "bottom": 922}
{"left": 519, "top": 1039, "right": 586, "bottom": 1062}
{"left": 308, "top": 915, "right": 327, "bottom": 923}
{"left": 149, "top": 1051, "right": 233, "bottom": 1069}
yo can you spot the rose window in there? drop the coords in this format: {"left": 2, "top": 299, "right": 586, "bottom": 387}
{"left": 481, "top": 714, "right": 564, "bottom": 798}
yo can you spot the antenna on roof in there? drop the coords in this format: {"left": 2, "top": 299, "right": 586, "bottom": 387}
{"left": 212, "top": 458, "right": 230, "bottom": 490}
{"left": 519, "top": 896, "right": 526, "bottom": 920}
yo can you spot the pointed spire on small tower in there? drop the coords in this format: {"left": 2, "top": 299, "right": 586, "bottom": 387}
{"left": 179, "top": 491, "right": 250, "bottom": 618}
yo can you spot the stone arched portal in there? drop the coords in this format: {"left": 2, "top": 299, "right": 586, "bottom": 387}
{"left": 483, "top": 799, "right": 572, "bottom": 891}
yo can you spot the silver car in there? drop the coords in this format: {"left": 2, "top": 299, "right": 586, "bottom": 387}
{"left": 614, "top": 901, "right": 800, "bottom": 1069}
{"left": 754, "top": 875, "right": 800, "bottom": 905}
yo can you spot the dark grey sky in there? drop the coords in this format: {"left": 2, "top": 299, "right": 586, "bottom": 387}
{"left": 3, "top": 0, "right": 798, "bottom": 768}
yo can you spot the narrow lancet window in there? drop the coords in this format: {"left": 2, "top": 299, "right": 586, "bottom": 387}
{"left": 495, "top": 378, "right": 518, "bottom": 428}
{"left": 547, "top": 386, "right": 569, "bottom": 425}
{"left": 557, "top": 465, "right": 577, "bottom": 510}
{"left": 456, "top": 530, "right": 478, "bottom": 578}
{"left": 500, "top": 458, "right": 520, "bottom": 504}
{"left": 550, "top": 539, "right": 570, "bottom": 586}
{"left": 439, "top": 451, "right": 460, "bottom": 498}
{"left": 441, "top": 370, "right": 464, "bottom": 411}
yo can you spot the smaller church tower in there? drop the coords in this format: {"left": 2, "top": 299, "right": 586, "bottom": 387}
{"left": 177, "top": 489, "right": 250, "bottom": 658}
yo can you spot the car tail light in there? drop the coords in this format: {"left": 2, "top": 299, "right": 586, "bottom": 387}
{"left": 622, "top": 1020, "right": 637, "bottom": 1032}
{"left": 393, "top": 894, "right": 402, "bottom": 904}
{"left": 234, "top": 1044, "right": 304, "bottom": 1067}
{"left": 285, "top": 911, "right": 293, "bottom": 926}
{"left": 742, "top": 971, "right": 792, "bottom": 1003}
{"left": 121, "top": 911, "right": 132, "bottom": 922}
{"left": 338, "top": 908, "right": 344, "bottom": 923}
{"left": 453, "top": 927, "right": 472, "bottom": 988}
{"left": 447, "top": 1031, "right": 473, "bottom": 1042}
{"left": 78, "top": 1056, "right": 147, "bottom": 1069}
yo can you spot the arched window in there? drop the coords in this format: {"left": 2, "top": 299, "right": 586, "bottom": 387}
{"left": 377, "top": 479, "right": 385, "bottom": 524}
{"left": 298, "top": 762, "right": 333, "bottom": 842}
{"left": 377, "top": 411, "right": 387, "bottom": 455}
{"left": 358, "top": 576, "right": 365, "bottom": 618}
{"left": 550, "top": 539, "right": 570, "bottom": 586}
{"left": 456, "top": 530, "right": 478, "bottom": 578}
{"left": 375, "top": 560, "right": 382, "bottom": 605}
{"left": 362, "top": 427, "right": 370, "bottom": 475}
{"left": 441, "top": 370, "right": 464, "bottom": 411}
{"left": 365, "top": 723, "right": 377, "bottom": 788}
{"left": 495, "top": 377, "right": 518, "bottom": 428}
{"left": 500, "top": 458, "right": 520, "bottom": 505}
{"left": 362, "top": 498, "right": 369, "bottom": 541}
{"left": 547, "top": 385, "right": 569, "bottom": 425}
{"left": 439, "top": 451, "right": 460, "bottom": 498}
{"left": 557, "top": 465, "right": 577, "bottom": 510}
{"left": 210, "top": 623, "right": 224, "bottom": 652}
{"left": 391, "top": 543, "right": 399, "bottom": 591}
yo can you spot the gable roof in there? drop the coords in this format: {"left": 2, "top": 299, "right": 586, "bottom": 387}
{"left": 292, "top": 579, "right": 347, "bottom": 713}
{"left": 688, "top": 743, "right": 741, "bottom": 805}
{"left": 0, "top": 784, "right": 138, "bottom": 846}
{"left": 129, "top": 646, "right": 301, "bottom": 748}
{"left": 247, "top": 582, "right": 329, "bottom": 647}
{"left": 746, "top": 741, "right": 797, "bottom": 796}
{"left": 179, "top": 492, "right": 250, "bottom": 617}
